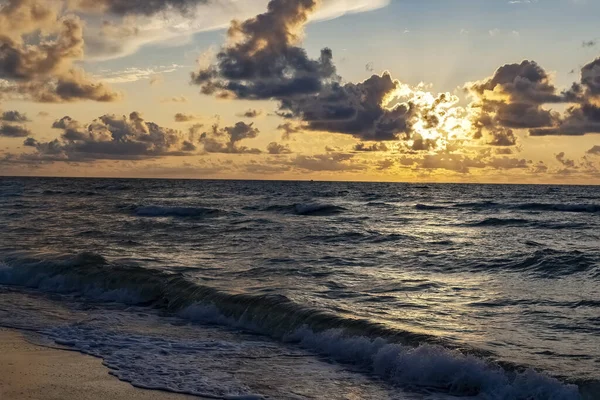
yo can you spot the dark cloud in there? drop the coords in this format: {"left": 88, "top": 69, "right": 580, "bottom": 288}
{"left": 19, "top": 112, "right": 195, "bottom": 162}
{"left": 0, "top": 123, "right": 31, "bottom": 137}
{"left": 74, "top": 0, "right": 210, "bottom": 16}
{"left": 1, "top": 110, "right": 29, "bottom": 122}
{"left": 190, "top": 0, "right": 441, "bottom": 142}
{"left": 467, "top": 60, "right": 569, "bottom": 145}
{"left": 199, "top": 122, "right": 261, "bottom": 154}
{"left": 238, "top": 109, "right": 263, "bottom": 118}
{"left": 470, "top": 60, "right": 564, "bottom": 104}
{"left": 587, "top": 145, "right": 600, "bottom": 155}
{"left": 353, "top": 142, "right": 389, "bottom": 152}
{"left": 282, "top": 72, "right": 414, "bottom": 141}
{"left": 530, "top": 103, "right": 600, "bottom": 136}
{"left": 267, "top": 142, "right": 292, "bottom": 154}
{"left": 580, "top": 57, "right": 600, "bottom": 97}
{"left": 191, "top": 0, "right": 336, "bottom": 100}
{"left": 527, "top": 58, "right": 600, "bottom": 136}
{"left": 23, "top": 137, "right": 38, "bottom": 147}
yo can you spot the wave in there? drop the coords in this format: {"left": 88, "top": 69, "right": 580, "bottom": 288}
{"left": 467, "top": 217, "right": 531, "bottom": 227}
{"left": 251, "top": 203, "right": 346, "bottom": 216}
{"left": 479, "top": 248, "right": 597, "bottom": 278}
{"left": 0, "top": 251, "right": 586, "bottom": 398}
{"left": 415, "top": 204, "right": 448, "bottom": 211}
{"left": 418, "top": 201, "right": 600, "bottom": 215}
{"left": 134, "top": 205, "right": 222, "bottom": 218}
{"left": 452, "top": 201, "right": 501, "bottom": 209}
{"left": 514, "top": 203, "right": 600, "bottom": 213}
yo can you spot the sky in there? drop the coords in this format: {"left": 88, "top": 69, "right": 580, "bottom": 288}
{"left": 1, "top": 0, "right": 600, "bottom": 183}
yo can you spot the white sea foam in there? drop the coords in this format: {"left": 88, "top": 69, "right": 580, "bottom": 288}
{"left": 181, "top": 304, "right": 581, "bottom": 400}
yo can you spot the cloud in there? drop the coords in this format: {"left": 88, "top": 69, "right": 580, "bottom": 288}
{"left": 190, "top": 0, "right": 472, "bottom": 144}
{"left": 14, "top": 112, "right": 195, "bottom": 162}
{"left": 353, "top": 142, "right": 388, "bottom": 152}
{"left": 174, "top": 113, "right": 201, "bottom": 122}
{"left": 238, "top": 109, "right": 263, "bottom": 118}
{"left": 277, "top": 122, "right": 303, "bottom": 140}
{"left": 580, "top": 57, "right": 600, "bottom": 97}
{"left": 267, "top": 142, "right": 292, "bottom": 154}
{"left": 1, "top": 110, "right": 29, "bottom": 122}
{"left": 73, "top": 0, "right": 210, "bottom": 16}
{"left": 96, "top": 65, "right": 183, "bottom": 84}
{"left": 0, "top": 123, "right": 31, "bottom": 138}
{"left": 199, "top": 121, "right": 261, "bottom": 154}
{"left": 530, "top": 103, "right": 600, "bottom": 136}
{"left": 77, "top": 0, "right": 388, "bottom": 60}
{"left": 555, "top": 152, "right": 576, "bottom": 168}
{"left": 401, "top": 152, "right": 530, "bottom": 174}
{"left": 587, "top": 145, "right": 600, "bottom": 155}
{"left": 466, "top": 60, "right": 569, "bottom": 144}
{"left": 191, "top": 0, "right": 336, "bottom": 100}
{"left": 0, "top": 2, "right": 120, "bottom": 102}
{"left": 23, "top": 137, "right": 38, "bottom": 147}
{"left": 281, "top": 72, "right": 416, "bottom": 141}
{"left": 291, "top": 152, "right": 365, "bottom": 171}
{"left": 161, "top": 96, "right": 188, "bottom": 103}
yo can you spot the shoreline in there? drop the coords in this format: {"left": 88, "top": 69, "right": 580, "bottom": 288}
{"left": 0, "top": 328, "right": 202, "bottom": 400}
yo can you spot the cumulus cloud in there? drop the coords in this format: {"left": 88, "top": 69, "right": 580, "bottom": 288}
{"left": 199, "top": 121, "right": 261, "bottom": 154}
{"left": 238, "top": 109, "right": 263, "bottom": 118}
{"left": 353, "top": 142, "right": 389, "bottom": 152}
{"left": 465, "top": 60, "right": 565, "bottom": 145}
{"left": 191, "top": 0, "right": 472, "bottom": 144}
{"left": 267, "top": 142, "right": 292, "bottom": 154}
{"left": 1, "top": 110, "right": 29, "bottom": 122}
{"left": 174, "top": 113, "right": 202, "bottom": 122}
{"left": 191, "top": 0, "right": 336, "bottom": 100}
{"left": 555, "top": 152, "right": 576, "bottom": 168}
{"left": 0, "top": 123, "right": 31, "bottom": 137}
{"left": 14, "top": 112, "right": 195, "bottom": 162}
{"left": 528, "top": 59, "right": 600, "bottom": 136}
{"left": 0, "top": 0, "right": 120, "bottom": 102}
{"left": 587, "top": 145, "right": 600, "bottom": 155}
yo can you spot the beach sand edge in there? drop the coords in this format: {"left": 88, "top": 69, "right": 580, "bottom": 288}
{"left": 0, "top": 328, "right": 204, "bottom": 400}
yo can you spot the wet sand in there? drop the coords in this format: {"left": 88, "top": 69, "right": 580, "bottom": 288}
{"left": 0, "top": 328, "right": 201, "bottom": 400}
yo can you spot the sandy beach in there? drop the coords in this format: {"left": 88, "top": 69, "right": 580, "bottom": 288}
{"left": 0, "top": 328, "right": 199, "bottom": 400}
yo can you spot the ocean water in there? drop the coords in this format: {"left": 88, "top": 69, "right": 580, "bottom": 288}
{"left": 0, "top": 177, "right": 598, "bottom": 399}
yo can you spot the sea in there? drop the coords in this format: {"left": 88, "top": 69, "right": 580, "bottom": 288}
{"left": 0, "top": 177, "right": 598, "bottom": 400}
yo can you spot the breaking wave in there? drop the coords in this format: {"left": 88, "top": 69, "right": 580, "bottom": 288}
{"left": 0, "top": 251, "right": 587, "bottom": 399}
